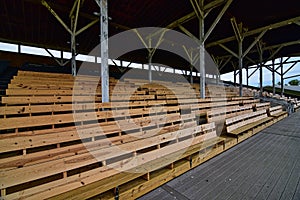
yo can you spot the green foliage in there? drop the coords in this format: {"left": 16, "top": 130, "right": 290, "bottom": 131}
{"left": 288, "top": 79, "right": 299, "bottom": 86}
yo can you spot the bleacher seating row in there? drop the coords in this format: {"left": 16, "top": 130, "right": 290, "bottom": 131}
{"left": 0, "top": 70, "right": 291, "bottom": 199}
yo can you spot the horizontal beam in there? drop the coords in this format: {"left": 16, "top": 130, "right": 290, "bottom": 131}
{"left": 75, "top": 18, "right": 99, "bottom": 36}
{"left": 148, "top": 12, "right": 196, "bottom": 39}
{"left": 215, "top": 39, "right": 300, "bottom": 66}
{"left": 219, "top": 44, "right": 238, "bottom": 58}
{"left": 283, "top": 62, "right": 298, "bottom": 76}
{"left": 203, "top": 0, "right": 233, "bottom": 42}
{"left": 207, "top": 16, "right": 300, "bottom": 48}
{"left": 204, "top": 0, "right": 226, "bottom": 11}
{"left": 41, "top": 0, "right": 72, "bottom": 35}
{"left": 242, "top": 29, "right": 267, "bottom": 58}
{"left": 284, "top": 74, "right": 300, "bottom": 80}
{"left": 178, "top": 25, "right": 200, "bottom": 45}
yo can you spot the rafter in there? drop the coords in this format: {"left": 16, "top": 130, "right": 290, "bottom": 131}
{"left": 207, "top": 16, "right": 300, "bottom": 48}
{"left": 41, "top": 0, "right": 72, "bottom": 35}
{"left": 243, "top": 29, "right": 267, "bottom": 57}
{"left": 219, "top": 44, "right": 238, "bottom": 58}
{"left": 203, "top": 0, "right": 233, "bottom": 42}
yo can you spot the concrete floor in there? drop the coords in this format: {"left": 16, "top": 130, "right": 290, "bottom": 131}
{"left": 139, "top": 111, "right": 300, "bottom": 200}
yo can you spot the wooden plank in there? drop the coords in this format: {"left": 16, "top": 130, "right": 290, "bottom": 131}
{"left": 0, "top": 113, "right": 189, "bottom": 153}
{"left": 0, "top": 100, "right": 170, "bottom": 116}
{"left": 0, "top": 122, "right": 216, "bottom": 190}
{"left": 0, "top": 122, "right": 198, "bottom": 171}
{"left": 15, "top": 137, "right": 222, "bottom": 200}
{"left": 0, "top": 104, "right": 182, "bottom": 130}
{"left": 5, "top": 88, "right": 102, "bottom": 96}
{"left": 2, "top": 95, "right": 101, "bottom": 104}
{"left": 207, "top": 105, "right": 253, "bottom": 123}
{"left": 106, "top": 138, "right": 225, "bottom": 200}
{"left": 18, "top": 71, "right": 74, "bottom": 78}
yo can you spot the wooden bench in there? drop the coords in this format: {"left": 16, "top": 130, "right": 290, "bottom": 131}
{"left": 0, "top": 73, "right": 226, "bottom": 199}
{"left": 190, "top": 98, "right": 255, "bottom": 117}
{"left": 254, "top": 102, "right": 270, "bottom": 111}
{"left": 225, "top": 109, "right": 274, "bottom": 143}
{"left": 0, "top": 72, "right": 255, "bottom": 199}
{"left": 206, "top": 104, "right": 254, "bottom": 136}
{"left": 0, "top": 110, "right": 224, "bottom": 199}
{"left": 267, "top": 105, "right": 288, "bottom": 122}
{"left": 293, "top": 100, "right": 300, "bottom": 111}
{"left": 206, "top": 105, "right": 253, "bottom": 124}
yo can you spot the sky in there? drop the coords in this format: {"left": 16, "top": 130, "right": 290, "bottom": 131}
{"left": 220, "top": 57, "right": 300, "bottom": 87}
{"left": 1, "top": 42, "right": 299, "bottom": 86}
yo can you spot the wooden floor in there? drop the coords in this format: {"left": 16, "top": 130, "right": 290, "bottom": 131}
{"left": 139, "top": 111, "right": 300, "bottom": 200}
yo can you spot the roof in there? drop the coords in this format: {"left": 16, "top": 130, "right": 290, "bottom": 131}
{"left": 0, "top": 0, "right": 300, "bottom": 74}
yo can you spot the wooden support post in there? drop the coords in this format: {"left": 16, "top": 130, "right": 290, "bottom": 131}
{"left": 100, "top": 0, "right": 109, "bottom": 102}
{"left": 272, "top": 59, "right": 276, "bottom": 95}
{"left": 63, "top": 171, "right": 67, "bottom": 178}
{"left": 1, "top": 189, "right": 6, "bottom": 196}
{"left": 167, "top": 162, "right": 174, "bottom": 169}
{"left": 142, "top": 172, "right": 150, "bottom": 181}
{"left": 238, "top": 40, "right": 243, "bottom": 96}
{"left": 280, "top": 58, "right": 284, "bottom": 96}
{"left": 114, "top": 186, "right": 119, "bottom": 200}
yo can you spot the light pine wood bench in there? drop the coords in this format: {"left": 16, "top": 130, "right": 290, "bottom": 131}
{"left": 267, "top": 105, "right": 288, "bottom": 121}
{"left": 0, "top": 72, "right": 227, "bottom": 199}
{"left": 225, "top": 109, "right": 274, "bottom": 143}
{"left": 206, "top": 105, "right": 253, "bottom": 124}
{"left": 254, "top": 102, "right": 270, "bottom": 111}
{"left": 0, "top": 113, "right": 223, "bottom": 199}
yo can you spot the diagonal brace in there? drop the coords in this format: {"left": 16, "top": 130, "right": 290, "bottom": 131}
{"left": 41, "top": 0, "right": 72, "bottom": 35}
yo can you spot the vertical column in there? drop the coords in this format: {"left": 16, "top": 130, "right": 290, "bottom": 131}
{"left": 199, "top": 5, "right": 205, "bottom": 98}
{"left": 257, "top": 40, "right": 264, "bottom": 96}
{"left": 259, "top": 64, "right": 263, "bottom": 96}
{"left": 238, "top": 40, "right": 243, "bottom": 96}
{"left": 272, "top": 59, "right": 275, "bottom": 95}
{"left": 148, "top": 53, "right": 152, "bottom": 82}
{"left": 246, "top": 67, "right": 249, "bottom": 87}
{"left": 233, "top": 69, "right": 236, "bottom": 86}
{"left": 216, "top": 74, "right": 219, "bottom": 85}
{"left": 100, "top": 0, "right": 109, "bottom": 102}
{"left": 190, "top": 66, "right": 194, "bottom": 84}
{"left": 71, "top": 17, "right": 76, "bottom": 76}
{"left": 280, "top": 58, "right": 284, "bottom": 97}
{"left": 60, "top": 50, "right": 64, "bottom": 65}
{"left": 259, "top": 51, "right": 263, "bottom": 96}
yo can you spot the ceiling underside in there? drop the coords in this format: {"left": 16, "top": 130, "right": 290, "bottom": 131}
{"left": 0, "top": 0, "right": 299, "bottom": 74}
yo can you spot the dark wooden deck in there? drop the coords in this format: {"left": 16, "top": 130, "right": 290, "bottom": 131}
{"left": 139, "top": 111, "right": 300, "bottom": 200}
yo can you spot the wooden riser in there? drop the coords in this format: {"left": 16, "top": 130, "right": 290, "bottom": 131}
{"left": 223, "top": 136, "right": 238, "bottom": 150}
{"left": 85, "top": 117, "right": 281, "bottom": 200}
{"left": 0, "top": 71, "right": 280, "bottom": 200}
{"left": 82, "top": 139, "right": 225, "bottom": 200}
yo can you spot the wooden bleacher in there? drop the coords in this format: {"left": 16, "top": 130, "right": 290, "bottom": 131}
{"left": 0, "top": 70, "right": 292, "bottom": 199}
{"left": 225, "top": 109, "right": 274, "bottom": 144}
{"left": 0, "top": 71, "right": 227, "bottom": 200}
{"left": 267, "top": 105, "right": 288, "bottom": 121}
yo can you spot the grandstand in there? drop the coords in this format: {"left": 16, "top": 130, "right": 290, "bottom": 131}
{"left": 0, "top": 0, "right": 300, "bottom": 200}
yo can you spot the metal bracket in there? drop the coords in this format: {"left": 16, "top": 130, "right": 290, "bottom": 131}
{"left": 114, "top": 186, "right": 119, "bottom": 200}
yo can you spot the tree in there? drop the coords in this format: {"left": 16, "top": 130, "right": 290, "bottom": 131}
{"left": 288, "top": 79, "right": 299, "bottom": 86}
